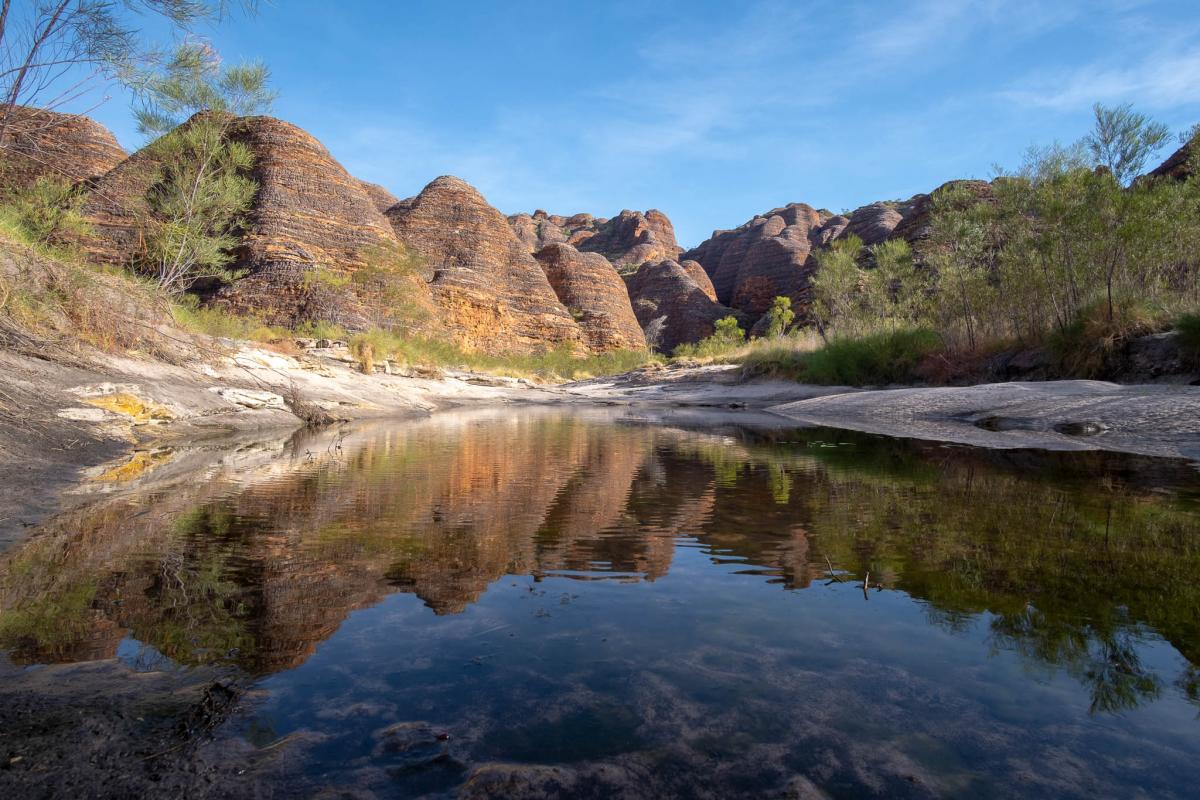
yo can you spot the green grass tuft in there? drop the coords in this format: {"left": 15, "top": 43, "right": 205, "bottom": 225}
{"left": 170, "top": 298, "right": 292, "bottom": 344}
{"left": 741, "top": 328, "right": 941, "bottom": 386}
{"left": 346, "top": 328, "right": 654, "bottom": 381}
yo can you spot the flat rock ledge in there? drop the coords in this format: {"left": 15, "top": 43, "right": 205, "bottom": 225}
{"left": 770, "top": 381, "right": 1200, "bottom": 461}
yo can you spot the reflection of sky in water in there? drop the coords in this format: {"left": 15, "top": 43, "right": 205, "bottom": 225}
{"left": 247, "top": 547, "right": 1199, "bottom": 798}
{"left": 3, "top": 409, "right": 1200, "bottom": 798}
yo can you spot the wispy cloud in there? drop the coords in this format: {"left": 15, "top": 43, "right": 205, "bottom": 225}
{"left": 316, "top": 0, "right": 1200, "bottom": 244}
{"left": 1002, "top": 48, "right": 1200, "bottom": 110}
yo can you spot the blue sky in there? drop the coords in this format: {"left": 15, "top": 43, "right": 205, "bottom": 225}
{"left": 62, "top": 0, "right": 1200, "bottom": 247}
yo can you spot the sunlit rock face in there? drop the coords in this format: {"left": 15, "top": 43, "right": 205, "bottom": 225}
{"left": 624, "top": 259, "right": 744, "bottom": 353}
{"left": 356, "top": 179, "right": 401, "bottom": 214}
{"left": 509, "top": 208, "right": 683, "bottom": 271}
{"left": 534, "top": 243, "right": 647, "bottom": 353}
{"left": 0, "top": 106, "right": 125, "bottom": 192}
{"left": 214, "top": 116, "right": 426, "bottom": 328}
{"left": 387, "top": 177, "right": 587, "bottom": 354}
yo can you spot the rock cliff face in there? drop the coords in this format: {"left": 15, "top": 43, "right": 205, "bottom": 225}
{"left": 682, "top": 203, "right": 847, "bottom": 315}
{"left": 579, "top": 208, "right": 682, "bottom": 269}
{"left": 534, "top": 243, "right": 646, "bottom": 352}
{"left": 76, "top": 125, "right": 182, "bottom": 266}
{"left": 386, "top": 177, "right": 585, "bottom": 354}
{"left": 356, "top": 180, "right": 401, "bottom": 213}
{"left": 625, "top": 259, "right": 743, "bottom": 353}
{"left": 681, "top": 182, "right": 994, "bottom": 333}
{"left": 680, "top": 259, "right": 717, "bottom": 302}
{"left": 843, "top": 201, "right": 906, "bottom": 247}
{"left": 509, "top": 208, "right": 682, "bottom": 270}
{"left": 0, "top": 106, "right": 125, "bottom": 191}
{"left": 1147, "top": 140, "right": 1195, "bottom": 181}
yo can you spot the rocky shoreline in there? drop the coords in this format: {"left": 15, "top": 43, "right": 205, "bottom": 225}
{"left": 5, "top": 335, "right": 1200, "bottom": 549}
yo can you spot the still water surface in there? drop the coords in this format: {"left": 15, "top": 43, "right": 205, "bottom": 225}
{"left": 2, "top": 408, "right": 1200, "bottom": 798}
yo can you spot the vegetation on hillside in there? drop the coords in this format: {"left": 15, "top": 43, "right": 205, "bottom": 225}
{"left": 701, "top": 104, "right": 1200, "bottom": 386}
{"left": 0, "top": 205, "right": 185, "bottom": 359}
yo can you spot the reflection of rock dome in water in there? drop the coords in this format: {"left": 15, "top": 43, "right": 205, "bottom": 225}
{"left": 1, "top": 409, "right": 1198, "bottom": 706}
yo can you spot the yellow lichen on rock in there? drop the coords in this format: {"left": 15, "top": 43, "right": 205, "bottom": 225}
{"left": 82, "top": 393, "right": 173, "bottom": 424}
{"left": 89, "top": 449, "right": 175, "bottom": 483}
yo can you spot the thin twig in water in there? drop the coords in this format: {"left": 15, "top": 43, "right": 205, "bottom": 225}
{"left": 471, "top": 623, "right": 511, "bottom": 637}
{"left": 824, "top": 555, "right": 844, "bottom": 584}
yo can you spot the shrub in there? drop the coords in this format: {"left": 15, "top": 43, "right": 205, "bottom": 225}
{"left": 133, "top": 43, "right": 274, "bottom": 294}
{"left": 742, "top": 328, "right": 941, "bottom": 386}
{"left": 170, "top": 297, "right": 291, "bottom": 344}
{"left": 765, "top": 296, "right": 795, "bottom": 338}
{"left": 1047, "top": 299, "right": 1159, "bottom": 378}
{"left": 1176, "top": 313, "right": 1200, "bottom": 364}
{"left": 296, "top": 320, "right": 350, "bottom": 341}
{"left": 672, "top": 316, "right": 745, "bottom": 359}
{"left": 0, "top": 176, "right": 91, "bottom": 252}
{"left": 806, "top": 328, "right": 940, "bottom": 385}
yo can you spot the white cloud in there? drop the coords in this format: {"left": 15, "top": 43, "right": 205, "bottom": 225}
{"left": 1002, "top": 49, "right": 1200, "bottom": 110}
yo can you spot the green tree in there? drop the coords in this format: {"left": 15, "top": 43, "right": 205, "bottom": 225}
{"left": 711, "top": 315, "right": 744, "bottom": 345}
{"left": 865, "top": 238, "right": 923, "bottom": 332}
{"left": 765, "top": 295, "right": 794, "bottom": 338}
{"left": 810, "top": 234, "right": 864, "bottom": 341}
{"left": 1083, "top": 102, "right": 1169, "bottom": 186}
{"left": 927, "top": 185, "right": 997, "bottom": 350}
{"left": 0, "top": 2, "right": 257, "bottom": 148}
{"left": 133, "top": 41, "right": 273, "bottom": 293}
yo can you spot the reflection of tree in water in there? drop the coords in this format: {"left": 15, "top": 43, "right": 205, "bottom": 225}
{"left": 989, "top": 604, "right": 1161, "bottom": 714}
{"left": 1180, "top": 664, "right": 1200, "bottom": 715}
{"left": 136, "top": 506, "right": 257, "bottom": 666}
{"left": 676, "top": 428, "right": 1200, "bottom": 715}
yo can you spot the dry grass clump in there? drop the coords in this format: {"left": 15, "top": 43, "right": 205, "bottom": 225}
{"left": 0, "top": 229, "right": 188, "bottom": 363}
{"left": 282, "top": 382, "right": 334, "bottom": 427}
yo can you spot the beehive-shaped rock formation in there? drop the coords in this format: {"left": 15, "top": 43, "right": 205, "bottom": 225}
{"left": 534, "top": 243, "right": 646, "bottom": 352}
{"left": 78, "top": 114, "right": 430, "bottom": 330}
{"left": 0, "top": 106, "right": 125, "bottom": 191}
{"left": 682, "top": 203, "right": 847, "bottom": 316}
{"left": 386, "top": 177, "right": 585, "bottom": 354}
{"left": 625, "top": 259, "right": 743, "bottom": 353}
{"left": 509, "top": 208, "right": 682, "bottom": 271}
